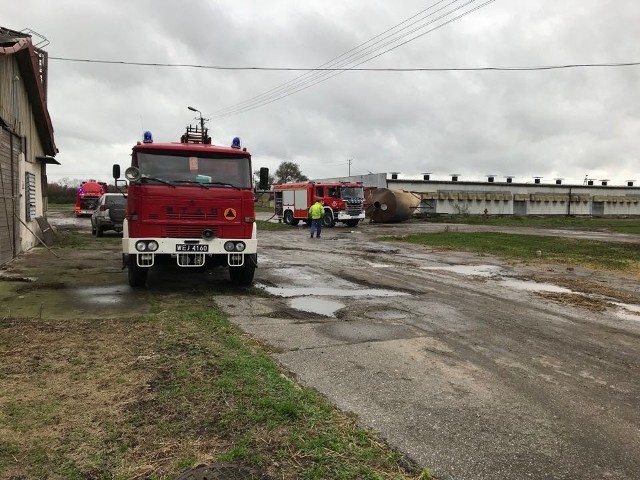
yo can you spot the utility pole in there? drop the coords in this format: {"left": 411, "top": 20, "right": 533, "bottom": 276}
{"left": 348, "top": 158, "right": 352, "bottom": 176}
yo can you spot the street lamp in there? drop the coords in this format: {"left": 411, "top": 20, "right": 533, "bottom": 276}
{"left": 188, "top": 106, "right": 206, "bottom": 143}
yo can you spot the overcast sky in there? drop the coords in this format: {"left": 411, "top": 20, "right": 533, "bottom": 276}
{"left": 4, "top": 0, "right": 639, "bottom": 186}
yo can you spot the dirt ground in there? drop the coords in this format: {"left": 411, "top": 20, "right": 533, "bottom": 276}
{"left": 1, "top": 211, "right": 639, "bottom": 479}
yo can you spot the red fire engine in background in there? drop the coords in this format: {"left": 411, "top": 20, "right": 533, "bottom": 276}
{"left": 273, "top": 181, "right": 365, "bottom": 227}
{"left": 75, "top": 180, "right": 108, "bottom": 216}
{"left": 113, "top": 126, "right": 269, "bottom": 288}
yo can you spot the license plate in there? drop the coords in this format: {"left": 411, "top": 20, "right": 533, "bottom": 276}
{"left": 176, "top": 244, "right": 208, "bottom": 252}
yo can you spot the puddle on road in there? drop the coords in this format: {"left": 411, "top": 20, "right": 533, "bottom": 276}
{"left": 271, "top": 267, "right": 318, "bottom": 281}
{"left": 258, "top": 285, "right": 408, "bottom": 298}
{"left": 258, "top": 283, "right": 407, "bottom": 317}
{"left": 498, "top": 279, "right": 573, "bottom": 294}
{"left": 612, "top": 302, "right": 640, "bottom": 322}
{"left": 289, "top": 297, "right": 345, "bottom": 317}
{"left": 422, "top": 264, "right": 503, "bottom": 277}
{"left": 75, "top": 286, "right": 128, "bottom": 305}
{"left": 365, "top": 309, "right": 410, "bottom": 320}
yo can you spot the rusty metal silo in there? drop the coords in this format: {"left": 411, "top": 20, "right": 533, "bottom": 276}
{"left": 366, "top": 188, "right": 420, "bottom": 223}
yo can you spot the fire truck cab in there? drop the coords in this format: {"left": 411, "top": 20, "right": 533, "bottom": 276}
{"left": 273, "top": 181, "right": 365, "bottom": 227}
{"left": 113, "top": 127, "right": 268, "bottom": 288}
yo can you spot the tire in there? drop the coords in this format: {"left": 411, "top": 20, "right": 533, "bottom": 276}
{"left": 322, "top": 210, "right": 336, "bottom": 228}
{"left": 344, "top": 219, "right": 360, "bottom": 227}
{"left": 283, "top": 210, "right": 299, "bottom": 226}
{"left": 91, "top": 221, "right": 96, "bottom": 235}
{"left": 128, "top": 259, "right": 148, "bottom": 287}
{"left": 109, "top": 207, "right": 125, "bottom": 224}
{"left": 229, "top": 254, "right": 256, "bottom": 286}
{"left": 96, "top": 221, "right": 104, "bottom": 237}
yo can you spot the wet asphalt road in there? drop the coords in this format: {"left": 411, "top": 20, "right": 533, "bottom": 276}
{"left": 220, "top": 219, "right": 640, "bottom": 480}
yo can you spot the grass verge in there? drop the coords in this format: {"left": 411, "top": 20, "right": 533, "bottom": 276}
{"left": 0, "top": 292, "right": 422, "bottom": 479}
{"left": 382, "top": 231, "right": 640, "bottom": 271}
{"left": 257, "top": 219, "right": 291, "bottom": 231}
{"left": 416, "top": 214, "right": 640, "bottom": 234}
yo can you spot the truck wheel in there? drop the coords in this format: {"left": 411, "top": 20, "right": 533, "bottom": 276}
{"left": 229, "top": 254, "right": 256, "bottom": 286}
{"left": 128, "top": 261, "right": 148, "bottom": 288}
{"left": 96, "top": 222, "right": 104, "bottom": 237}
{"left": 344, "top": 219, "right": 360, "bottom": 227}
{"left": 91, "top": 221, "right": 96, "bottom": 235}
{"left": 322, "top": 210, "right": 336, "bottom": 228}
{"left": 283, "top": 210, "right": 299, "bottom": 226}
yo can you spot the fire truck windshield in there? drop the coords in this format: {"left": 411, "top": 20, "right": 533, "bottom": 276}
{"left": 340, "top": 187, "right": 364, "bottom": 199}
{"left": 135, "top": 152, "right": 251, "bottom": 188}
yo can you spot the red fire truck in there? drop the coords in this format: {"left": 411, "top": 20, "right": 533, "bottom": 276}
{"left": 75, "top": 180, "right": 108, "bottom": 216}
{"left": 273, "top": 181, "right": 365, "bottom": 227}
{"left": 113, "top": 127, "right": 268, "bottom": 288}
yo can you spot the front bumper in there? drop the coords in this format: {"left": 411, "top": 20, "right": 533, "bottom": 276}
{"left": 336, "top": 211, "right": 365, "bottom": 221}
{"left": 123, "top": 237, "right": 257, "bottom": 268}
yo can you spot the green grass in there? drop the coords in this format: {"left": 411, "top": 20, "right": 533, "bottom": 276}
{"left": 418, "top": 214, "right": 640, "bottom": 232}
{"left": 256, "top": 219, "right": 291, "bottom": 231}
{"left": 53, "top": 230, "right": 95, "bottom": 248}
{"left": 0, "top": 296, "right": 421, "bottom": 479}
{"left": 608, "top": 225, "right": 640, "bottom": 234}
{"left": 124, "top": 303, "right": 419, "bottom": 479}
{"left": 382, "top": 231, "right": 640, "bottom": 270}
{"left": 254, "top": 205, "right": 274, "bottom": 213}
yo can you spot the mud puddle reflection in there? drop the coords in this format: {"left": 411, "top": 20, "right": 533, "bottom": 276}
{"left": 258, "top": 285, "right": 407, "bottom": 298}
{"left": 498, "top": 279, "right": 573, "bottom": 293}
{"left": 612, "top": 302, "right": 640, "bottom": 322}
{"left": 288, "top": 297, "right": 345, "bottom": 317}
{"left": 421, "top": 264, "right": 503, "bottom": 277}
{"left": 74, "top": 286, "right": 128, "bottom": 305}
{"left": 257, "top": 266, "right": 408, "bottom": 317}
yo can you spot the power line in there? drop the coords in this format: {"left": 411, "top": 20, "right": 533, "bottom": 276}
{"left": 45, "top": 0, "right": 640, "bottom": 120}
{"left": 211, "top": 0, "right": 497, "bottom": 119}
{"left": 209, "top": 0, "right": 471, "bottom": 118}
{"left": 48, "top": 56, "right": 640, "bottom": 72}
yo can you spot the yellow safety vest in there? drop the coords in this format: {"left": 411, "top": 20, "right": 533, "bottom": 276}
{"left": 309, "top": 202, "right": 324, "bottom": 219}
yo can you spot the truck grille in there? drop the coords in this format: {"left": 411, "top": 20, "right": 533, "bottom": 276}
{"left": 166, "top": 210, "right": 218, "bottom": 220}
{"left": 345, "top": 204, "right": 363, "bottom": 216}
{"left": 166, "top": 225, "right": 220, "bottom": 238}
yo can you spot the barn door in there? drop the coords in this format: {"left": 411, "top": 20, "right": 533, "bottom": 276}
{"left": 0, "top": 127, "right": 20, "bottom": 264}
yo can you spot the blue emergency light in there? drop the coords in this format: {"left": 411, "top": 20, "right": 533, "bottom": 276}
{"left": 143, "top": 131, "right": 153, "bottom": 143}
{"left": 231, "top": 137, "right": 241, "bottom": 149}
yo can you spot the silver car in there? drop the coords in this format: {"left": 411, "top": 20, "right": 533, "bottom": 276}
{"left": 91, "top": 193, "right": 127, "bottom": 237}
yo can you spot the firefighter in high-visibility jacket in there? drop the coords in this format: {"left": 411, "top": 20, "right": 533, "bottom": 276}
{"left": 309, "top": 200, "right": 324, "bottom": 238}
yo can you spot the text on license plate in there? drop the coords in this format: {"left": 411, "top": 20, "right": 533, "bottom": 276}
{"left": 176, "top": 244, "right": 209, "bottom": 252}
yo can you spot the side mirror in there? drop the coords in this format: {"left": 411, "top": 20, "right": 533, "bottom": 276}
{"left": 258, "top": 167, "right": 269, "bottom": 191}
{"left": 112, "top": 164, "right": 121, "bottom": 179}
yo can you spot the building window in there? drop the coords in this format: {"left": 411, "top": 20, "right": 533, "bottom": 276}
{"left": 25, "top": 172, "right": 36, "bottom": 221}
